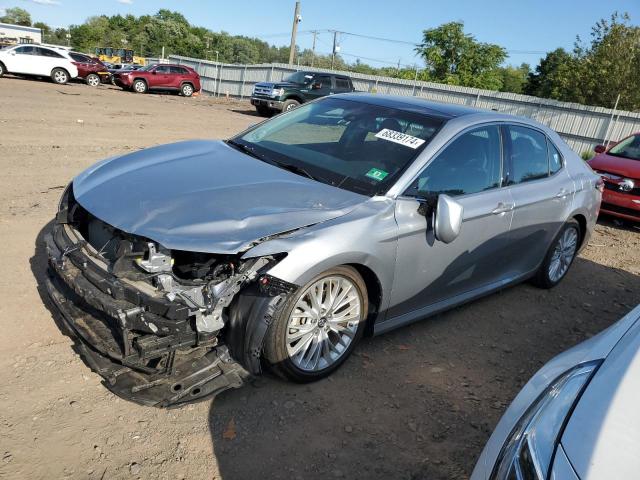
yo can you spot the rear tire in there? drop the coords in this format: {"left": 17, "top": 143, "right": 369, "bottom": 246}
{"left": 531, "top": 219, "right": 580, "bottom": 289}
{"left": 180, "top": 83, "right": 194, "bottom": 97}
{"left": 51, "top": 68, "right": 69, "bottom": 85}
{"left": 132, "top": 79, "right": 147, "bottom": 94}
{"left": 264, "top": 266, "right": 368, "bottom": 383}
{"left": 85, "top": 73, "right": 100, "bottom": 87}
{"left": 0, "top": 62, "right": 5, "bottom": 77}
{"left": 282, "top": 99, "right": 300, "bottom": 112}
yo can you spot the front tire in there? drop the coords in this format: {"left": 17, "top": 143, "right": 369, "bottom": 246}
{"left": 531, "top": 219, "right": 580, "bottom": 289}
{"left": 264, "top": 266, "right": 368, "bottom": 382}
{"left": 85, "top": 73, "right": 100, "bottom": 87}
{"left": 51, "top": 68, "right": 69, "bottom": 85}
{"left": 282, "top": 99, "right": 300, "bottom": 112}
{"left": 132, "top": 79, "right": 147, "bottom": 94}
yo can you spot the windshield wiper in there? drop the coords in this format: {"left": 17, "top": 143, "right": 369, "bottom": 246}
{"left": 273, "top": 161, "right": 321, "bottom": 182}
{"left": 226, "top": 139, "right": 267, "bottom": 162}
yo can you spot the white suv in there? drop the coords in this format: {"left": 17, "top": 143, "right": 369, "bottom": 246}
{"left": 0, "top": 44, "right": 79, "bottom": 84}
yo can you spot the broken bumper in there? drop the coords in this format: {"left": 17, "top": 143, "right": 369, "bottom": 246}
{"left": 44, "top": 224, "right": 250, "bottom": 407}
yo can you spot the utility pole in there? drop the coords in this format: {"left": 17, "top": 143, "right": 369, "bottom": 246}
{"left": 331, "top": 30, "right": 339, "bottom": 69}
{"left": 288, "top": 1, "right": 301, "bottom": 65}
{"left": 310, "top": 30, "right": 317, "bottom": 67}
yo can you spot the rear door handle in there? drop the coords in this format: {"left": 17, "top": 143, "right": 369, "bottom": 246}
{"left": 492, "top": 202, "right": 515, "bottom": 215}
{"left": 555, "top": 189, "right": 569, "bottom": 198}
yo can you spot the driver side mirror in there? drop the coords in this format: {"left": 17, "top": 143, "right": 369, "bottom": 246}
{"left": 594, "top": 144, "right": 606, "bottom": 154}
{"left": 311, "top": 82, "right": 322, "bottom": 90}
{"left": 418, "top": 194, "right": 464, "bottom": 243}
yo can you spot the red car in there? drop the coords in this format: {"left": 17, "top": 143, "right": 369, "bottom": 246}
{"left": 113, "top": 63, "right": 201, "bottom": 97}
{"left": 69, "top": 52, "right": 111, "bottom": 87}
{"left": 588, "top": 132, "right": 640, "bottom": 222}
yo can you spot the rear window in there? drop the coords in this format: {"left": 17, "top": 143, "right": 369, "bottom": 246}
{"left": 170, "top": 66, "right": 189, "bottom": 74}
{"left": 70, "top": 53, "right": 90, "bottom": 62}
{"left": 507, "top": 125, "right": 549, "bottom": 184}
{"left": 38, "top": 48, "right": 64, "bottom": 58}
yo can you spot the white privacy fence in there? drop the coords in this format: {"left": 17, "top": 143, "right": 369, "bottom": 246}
{"left": 166, "top": 55, "right": 640, "bottom": 154}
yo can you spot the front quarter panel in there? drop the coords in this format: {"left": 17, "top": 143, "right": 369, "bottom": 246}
{"left": 242, "top": 196, "right": 398, "bottom": 319}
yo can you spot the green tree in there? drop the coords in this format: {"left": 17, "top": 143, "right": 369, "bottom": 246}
{"left": 415, "top": 21, "right": 507, "bottom": 90}
{"left": 1, "top": 7, "right": 31, "bottom": 26}
{"left": 499, "top": 63, "right": 530, "bottom": 94}
{"left": 524, "top": 48, "right": 577, "bottom": 99}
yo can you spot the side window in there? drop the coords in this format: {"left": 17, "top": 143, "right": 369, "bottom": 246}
{"left": 548, "top": 140, "right": 563, "bottom": 174}
{"left": 507, "top": 125, "right": 549, "bottom": 184}
{"left": 335, "top": 77, "right": 351, "bottom": 91}
{"left": 405, "top": 125, "right": 503, "bottom": 197}
{"left": 315, "top": 75, "right": 332, "bottom": 91}
{"left": 170, "top": 66, "right": 188, "bottom": 74}
{"left": 37, "top": 48, "right": 64, "bottom": 58}
{"left": 15, "top": 46, "right": 35, "bottom": 55}
{"left": 156, "top": 65, "right": 171, "bottom": 73}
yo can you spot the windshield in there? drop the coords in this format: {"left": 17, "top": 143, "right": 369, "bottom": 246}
{"left": 283, "top": 71, "right": 314, "bottom": 84}
{"left": 608, "top": 134, "right": 640, "bottom": 161}
{"left": 233, "top": 97, "right": 444, "bottom": 196}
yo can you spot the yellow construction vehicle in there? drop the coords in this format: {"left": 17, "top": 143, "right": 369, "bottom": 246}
{"left": 95, "top": 47, "right": 145, "bottom": 66}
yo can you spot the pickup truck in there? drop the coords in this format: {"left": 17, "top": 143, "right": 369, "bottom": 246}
{"left": 250, "top": 71, "right": 355, "bottom": 116}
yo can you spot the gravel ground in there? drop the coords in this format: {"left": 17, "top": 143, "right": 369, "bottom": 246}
{"left": 0, "top": 76, "right": 638, "bottom": 480}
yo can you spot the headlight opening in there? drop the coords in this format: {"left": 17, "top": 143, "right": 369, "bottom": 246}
{"left": 490, "top": 361, "right": 602, "bottom": 480}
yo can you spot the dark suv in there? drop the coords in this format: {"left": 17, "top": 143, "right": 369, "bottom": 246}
{"left": 113, "top": 63, "right": 201, "bottom": 97}
{"left": 250, "top": 71, "right": 355, "bottom": 116}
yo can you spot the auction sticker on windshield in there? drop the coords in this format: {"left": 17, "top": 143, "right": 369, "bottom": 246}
{"left": 365, "top": 168, "right": 389, "bottom": 181}
{"left": 375, "top": 129, "right": 426, "bottom": 149}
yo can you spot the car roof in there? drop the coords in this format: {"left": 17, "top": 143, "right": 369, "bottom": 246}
{"left": 337, "top": 93, "right": 489, "bottom": 119}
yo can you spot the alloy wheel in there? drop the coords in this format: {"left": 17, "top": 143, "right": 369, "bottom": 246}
{"left": 134, "top": 81, "right": 146, "bottom": 93}
{"left": 87, "top": 75, "right": 100, "bottom": 87}
{"left": 548, "top": 227, "right": 578, "bottom": 282}
{"left": 285, "top": 276, "right": 363, "bottom": 372}
{"left": 54, "top": 70, "right": 68, "bottom": 84}
{"left": 182, "top": 85, "right": 193, "bottom": 96}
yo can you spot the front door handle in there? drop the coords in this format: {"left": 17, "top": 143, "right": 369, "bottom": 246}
{"left": 555, "top": 189, "right": 569, "bottom": 198}
{"left": 492, "top": 202, "right": 515, "bottom": 215}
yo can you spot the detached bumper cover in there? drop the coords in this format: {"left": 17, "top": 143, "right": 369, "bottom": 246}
{"left": 44, "top": 223, "right": 249, "bottom": 407}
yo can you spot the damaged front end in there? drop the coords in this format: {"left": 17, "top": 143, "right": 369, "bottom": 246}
{"left": 44, "top": 185, "right": 294, "bottom": 407}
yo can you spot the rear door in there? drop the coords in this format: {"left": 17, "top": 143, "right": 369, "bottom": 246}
{"left": 37, "top": 47, "right": 69, "bottom": 76}
{"left": 170, "top": 66, "right": 189, "bottom": 88}
{"left": 503, "top": 124, "right": 575, "bottom": 275}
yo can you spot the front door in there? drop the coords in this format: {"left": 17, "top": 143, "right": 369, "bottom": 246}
{"left": 502, "top": 124, "right": 575, "bottom": 275}
{"left": 306, "top": 74, "right": 332, "bottom": 100}
{"left": 386, "top": 124, "right": 515, "bottom": 324}
{"left": 7, "top": 46, "right": 37, "bottom": 74}
{"left": 149, "top": 65, "right": 171, "bottom": 88}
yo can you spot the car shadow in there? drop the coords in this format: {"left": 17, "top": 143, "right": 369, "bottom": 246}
{"left": 228, "top": 108, "right": 262, "bottom": 117}
{"left": 207, "top": 257, "right": 639, "bottom": 480}
{"left": 597, "top": 214, "right": 640, "bottom": 233}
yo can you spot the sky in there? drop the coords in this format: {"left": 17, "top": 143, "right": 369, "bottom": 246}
{"left": 1, "top": 0, "right": 639, "bottom": 67}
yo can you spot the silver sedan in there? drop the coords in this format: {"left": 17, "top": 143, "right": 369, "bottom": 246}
{"left": 45, "top": 94, "right": 602, "bottom": 406}
{"left": 472, "top": 304, "right": 640, "bottom": 480}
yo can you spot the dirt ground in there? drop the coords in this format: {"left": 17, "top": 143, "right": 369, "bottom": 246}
{"left": 0, "top": 76, "right": 638, "bottom": 480}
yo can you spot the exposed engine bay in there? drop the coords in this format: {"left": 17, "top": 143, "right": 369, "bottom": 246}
{"left": 44, "top": 185, "right": 295, "bottom": 406}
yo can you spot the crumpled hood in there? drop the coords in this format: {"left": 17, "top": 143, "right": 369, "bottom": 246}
{"left": 72, "top": 140, "right": 366, "bottom": 253}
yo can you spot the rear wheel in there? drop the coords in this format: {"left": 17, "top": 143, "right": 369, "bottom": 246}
{"left": 85, "top": 73, "right": 100, "bottom": 87}
{"left": 531, "top": 219, "right": 580, "bottom": 288}
{"left": 132, "top": 79, "right": 147, "bottom": 93}
{"left": 282, "top": 99, "right": 300, "bottom": 112}
{"left": 0, "top": 62, "right": 5, "bottom": 77}
{"left": 264, "top": 266, "right": 368, "bottom": 382}
{"left": 51, "top": 68, "right": 69, "bottom": 85}
{"left": 180, "top": 83, "right": 194, "bottom": 97}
